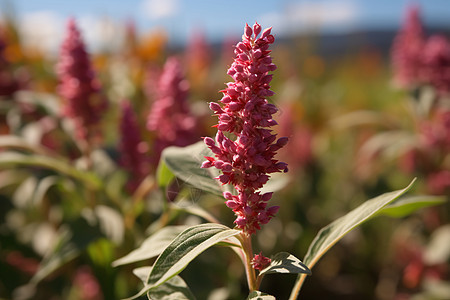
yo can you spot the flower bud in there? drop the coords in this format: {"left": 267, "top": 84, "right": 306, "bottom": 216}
{"left": 253, "top": 23, "right": 262, "bottom": 37}
{"left": 244, "top": 23, "right": 252, "bottom": 38}
{"left": 209, "top": 102, "right": 223, "bottom": 113}
{"left": 201, "top": 161, "right": 212, "bottom": 168}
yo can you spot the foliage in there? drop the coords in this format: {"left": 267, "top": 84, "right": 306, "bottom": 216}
{"left": 0, "top": 10, "right": 448, "bottom": 300}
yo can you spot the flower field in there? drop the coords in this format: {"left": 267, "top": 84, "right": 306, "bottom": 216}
{"left": 0, "top": 5, "right": 449, "bottom": 300}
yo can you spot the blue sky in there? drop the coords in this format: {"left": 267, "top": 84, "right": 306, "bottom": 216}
{"left": 5, "top": 0, "right": 450, "bottom": 54}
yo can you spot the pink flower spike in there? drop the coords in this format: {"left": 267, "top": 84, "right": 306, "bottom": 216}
{"left": 56, "top": 18, "right": 108, "bottom": 142}
{"left": 421, "top": 35, "right": 450, "bottom": 95}
{"left": 147, "top": 56, "right": 199, "bottom": 167}
{"left": 390, "top": 5, "right": 425, "bottom": 88}
{"left": 202, "top": 22, "right": 288, "bottom": 235}
{"left": 119, "top": 100, "right": 150, "bottom": 193}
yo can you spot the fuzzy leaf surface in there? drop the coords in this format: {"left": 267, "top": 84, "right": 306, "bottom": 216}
{"left": 132, "top": 267, "right": 196, "bottom": 300}
{"left": 0, "top": 151, "right": 101, "bottom": 189}
{"left": 31, "top": 217, "right": 104, "bottom": 283}
{"left": 377, "top": 195, "right": 446, "bottom": 218}
{"left": 289, "top": 179, "right": 416, "bottom": 300}
{"left": 157, "top": 160, "right": 176, "bottom": 190}
{"left": 302, "top": 179, "right": 415, "bottom": 268}
{"left": 161, "top": 142, "right": 222, "bottom": 196}
{"left": 129, "top": 223, "right": 240, "bottom": 299}
{"left": 112, "top": 225, "right": 190, "bottom": 267}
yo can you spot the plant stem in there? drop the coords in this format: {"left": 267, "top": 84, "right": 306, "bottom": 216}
{"left": 82, "top": 140, "right": 97, "bottom": 208}
{"left": 125, "top": 175, "right": 156, "bottom": 229}
{"left": 255, "top": 274, "right": 264, "bottom": 290}
{"left": 288, "top": 273, "right": 308, "bottom": 300}
{"left": 240, "top": 232, "right": 257, "bottom": 291}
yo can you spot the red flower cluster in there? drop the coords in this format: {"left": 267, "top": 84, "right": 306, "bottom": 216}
{"left": 391, "top": 5, "right": 450, "bottom": 95}
{"left": 56, "top": 18, "right": 108, "bottom": 141}
{"left": 420, "top": 109, "right": 450, "bottom": 194}
{"left": 251, "top": 252, "right": 271, "bottom": 271}
{"left": 202, "top": 23, "right": 288, "bottom": 235}
{"left": 421, "top": 35, "right": 450, "bottom": 95}
{"left": 119, "top": 100, "right": 150, "bottom": 193}
{"left": 402, "top": 109, "right": 450, "bottom": 195}
{"left": 147, "top": 57, "right": 198, "bottom": 165}
{"left": 391, "top": 5, "right": 424, "bottom": 89}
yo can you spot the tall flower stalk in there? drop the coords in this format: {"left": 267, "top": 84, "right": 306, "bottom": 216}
{"left": 119, "top": 100, "right": 150, "bottom": 194}
{"left": 391, "top": 5, "right": 425, "bottom": 89}
{"left": 56, "top": 18, "right": 108, "bottom": 209}
{"left": 202, "top": 22, "right": 288, "bottom": 289}
{"left": 147, "top": 56, "right": 198, "bottom": 166}
{"left": 57, "top": 18, "right": 108, "bottom": 146}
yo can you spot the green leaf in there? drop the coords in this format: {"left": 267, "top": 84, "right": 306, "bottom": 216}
{"left": 132, "top": 267, "right": 196, "bottom": 300}
{"left": 359, "top": 130, "right": 418, "bottom": 161}
{"left": 147, "top": 275, "right": 196, "bottom": 300}
{"left": 88, "top": 205, "right": 125, "bottom": 245}
{"left": 15, "top": 91, "right": 61, "bottom": 116}
{"left": 0, "top": 169, "right": 30, "bottom": 190}
{"left": 32, "top": 176, "right": 59, "bottom": 206}
{"left": 247, "top": 291, "right": 276, "bottom": 300}
{"left": 157, "top": 159, "right": 176, "bottom": 190}
{"left": 173, "top": 204, "right": 221, "bottom": 224}
{"left": 112, "top": 225, "right": 190, "bottom": 267}
{"left": 0, "top": 151, "right": 102, "bottom": 190}
{"left": 260, "top": 172, "right": 290, "bottom": 194}
{"left": 161, "top": 141, "right": 288, "bottom": 196}
{"left": 31, "top": 216, "right": 104, "bottom": 283}
{"left": 302, "top": 179, "right": 415, "bottom": 268}
{"left": 133, "top": 266, "right": 153, "bottom": 282}
{"left": 377, "top": 195, "right": 446, "bottom": 218}
{"left": 161, "top": 142, "right": 223, "bottom": 196}
{"left": 147, "top": 224, "right": 239, "bottom": 286}
{"left": 129, "top": 223, "right": 240, "bottom": 299}
{"left": 288, "top": 179, "right": 416, "bottom": 299}
{"left": 12, "top": 176, "right": 38, "bottom": 208}
{"left": 423, "top": 224, "right": 450, "bottom": 265}
{"left": 259, "top": 252, "right": 311, "bottom": 276}
{"left": 0, "top": 135, "right": 52, "bottom": 155}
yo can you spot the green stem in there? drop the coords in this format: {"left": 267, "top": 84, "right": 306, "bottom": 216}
{"left": 81, "top": 139, "right": 96, "bottom": 208}
{"left": 255, "top": 273, "right": 264, "bottom": 291}
{"left": 240, "top": 232, "right": 257, "bottom": 291}
{"left": 125, "top": 175, "right": 156, "bottom": 229}
{"left": 288, "top": 273, "right": 308, "bottom": 300}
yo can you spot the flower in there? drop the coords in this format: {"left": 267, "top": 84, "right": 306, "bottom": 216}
{"left": 73, "top": 266, "right": 102, "bottom": 300}
{"left": 251, "top": 252, "right": 271, "bottom": 271}
{"left": 119, "top": 100, "right": 150, "bottom": 193}
{"left": 202, "top": 23, "right": 288, "bottom": 235}
{"left": 421, "top": 109, "right": 450, "bottom": 153}
{"left": 147, "top": 56, "right": 198, "bottom": 165}
{"left": 391, "top": 5, "right": 425, "bottom": 88}
{"left": 56, "top": 18, "right": 108, "bottom": 141}
{"left": 421, "top": 35, "right": 450, "bottom": 95}
{"left": 415, "top": 109, "right": 450, "bottom": 195}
